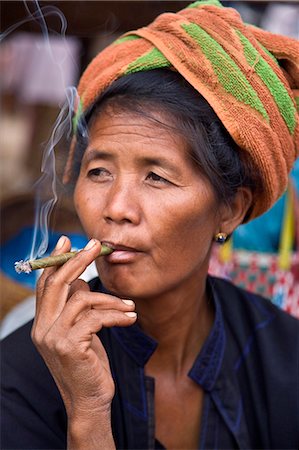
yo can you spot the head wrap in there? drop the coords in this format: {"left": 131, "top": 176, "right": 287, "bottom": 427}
{"left": 64, "top": 0, "right": 299, "bottom": 221}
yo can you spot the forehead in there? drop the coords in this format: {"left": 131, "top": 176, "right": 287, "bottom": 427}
{"left": 89, "top": 106, "right": 177, "bottom": 137}
{"left": 85, "top": 107, "right": 190, "bottom": 159}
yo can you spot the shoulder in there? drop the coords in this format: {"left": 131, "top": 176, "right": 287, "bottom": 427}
{"left": 210, "top": 275, "right": 299, "bottom": 327}
{"left": 209, "top": 277, "right": 299, "bottom": 445}
{"left": 209, "top": 276, "right": 299, "bottom": 358}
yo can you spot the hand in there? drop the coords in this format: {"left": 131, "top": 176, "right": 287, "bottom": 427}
{"left": 31, "top": 236, "right": 137, "bottom": 447}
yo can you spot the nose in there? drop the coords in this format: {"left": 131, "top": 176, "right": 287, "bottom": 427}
{"left": 103, "top": 176, "right": 141, "bottom": 225}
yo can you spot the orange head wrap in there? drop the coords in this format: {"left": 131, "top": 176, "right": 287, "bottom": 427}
{"left": 64, "top": 0, "right": 299, "bottom": 221}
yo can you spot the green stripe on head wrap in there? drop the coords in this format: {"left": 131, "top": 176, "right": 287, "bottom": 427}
{"left": 125, "top": 47, "right": 172, "bottom": 75}
{"left": 187, "top": 0, "right": 223, "bottom": 8}
{"left": 114, "top": 35, "right": 140, "bottom": 46}
{"left": 72, "top": 98, "right": 83, "bottom": 135}
{"left": 236, "top": 30, "right": 296, "bottom": 135}
{"left": 181, "top": 23, "right": 269, "bottom": 121}
{"left": 64, "top": 0, "right": 298, "bottom": 221}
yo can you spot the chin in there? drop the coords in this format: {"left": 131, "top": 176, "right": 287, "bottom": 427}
{"left": 97, "top": 265, "right": 148, "bottom": 298}
{"left": 100, "top": 274, "right": 140, "bottom": 298}
{"left": 100, "top": 276, "right": 157, "bottom": 300}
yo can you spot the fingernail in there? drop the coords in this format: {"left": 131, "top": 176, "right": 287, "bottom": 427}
{"left": 84, "top": 239, "right": 96, "bottom": 250}
{"left": 56, "top": 236, "right": 66, "bottom": 249}
{"left": 122, "top": 299, "right": 134, "bottom": 306}
{"left": 125, "top": 312, "right": 137, "bottom": 318}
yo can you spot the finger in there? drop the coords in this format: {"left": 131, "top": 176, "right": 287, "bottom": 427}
{"left": 37, "top": 235, "right": 72, "bottom": 298}
{"left": 52, "top": 279, "right": 90, "bottom": 328}
{"left": 36, "top": 239, "right": 102, "bottom": 325}
{"left": 33, "top": 308, "right": 137, "bottom": 357}
{"left": 68, "top": 308, "right": 137, "bottom": 344}
{"left": 50, "top": 238, "right": 103, "bottom": 287}
{"left": 54, "top": 291, "right": 135, "bottom": 329}
{"left": 35, "top": 235, "right": 71, "bottom": 317}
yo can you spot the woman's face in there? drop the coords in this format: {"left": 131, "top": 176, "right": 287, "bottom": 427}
{"left": 74, "top": 107, "right": 221, "bottom": 299}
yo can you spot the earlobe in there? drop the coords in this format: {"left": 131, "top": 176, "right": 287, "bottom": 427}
{"left": 218, "top": 187, "right": 253, "bottom": 236}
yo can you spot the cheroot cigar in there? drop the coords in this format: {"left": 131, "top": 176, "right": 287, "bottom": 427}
{"left": 14, "top": 245, "right": 113, "bottom": 274}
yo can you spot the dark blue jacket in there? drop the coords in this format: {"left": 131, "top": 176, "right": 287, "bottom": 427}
{"left": 1, "top": 276, "right": 299, "bottom": 449}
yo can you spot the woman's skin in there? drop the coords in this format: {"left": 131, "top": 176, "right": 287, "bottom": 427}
{"left": 32, "top": 105, "right": 251, "bottom": 449}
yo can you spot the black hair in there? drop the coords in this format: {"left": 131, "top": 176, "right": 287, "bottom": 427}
{"left": 72, "top": 69, "right": 262, "bottom": 219}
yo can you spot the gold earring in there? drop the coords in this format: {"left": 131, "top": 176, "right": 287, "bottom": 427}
{"left": 214, "top": 232, "right": 228, "bottom": 244}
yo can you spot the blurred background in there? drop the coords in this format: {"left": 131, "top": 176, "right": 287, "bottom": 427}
{"left": 1, "top": 0, "right": 298, "bottom": 203}
{"left": 0, "top": 1, "right": 298, "bottom": 330}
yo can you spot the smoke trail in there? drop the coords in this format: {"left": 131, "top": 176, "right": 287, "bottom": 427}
{"left": 0, "top": 4, "right": 67, "bottom": 43}
{"left": 29, "top": 87, "right": 79, "bottom": 260}
{"left": 1, "top": 1, "right": 76, "bottom": 100}
{"left": 2, "top": 0, "right": 81, "bottom": 260}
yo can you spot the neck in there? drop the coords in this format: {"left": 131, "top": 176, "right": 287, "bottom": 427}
{"left": 136, "top": 277, "right": 214, "bottom": 377}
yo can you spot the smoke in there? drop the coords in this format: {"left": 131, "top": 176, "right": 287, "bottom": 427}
{"left": 0, "top": 3, "right": 67, "bottom": 43}
{"left": 29, "top": 87, "right": 79, "bottom": 260}
{"left": 2, "top": 1, "right": 81, "bottom": 260}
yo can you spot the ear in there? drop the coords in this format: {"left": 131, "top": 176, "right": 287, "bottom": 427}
{"left": 217, "top": 187, "right": 253, "bottom": 236}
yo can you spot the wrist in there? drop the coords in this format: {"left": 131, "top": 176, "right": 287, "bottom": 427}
{"left": 67, "top": 409, "right": 115, "bottom": 450}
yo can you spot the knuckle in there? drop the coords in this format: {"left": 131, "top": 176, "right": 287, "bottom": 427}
{"left": 70, "top": 290, "right": 91, "bottom": 307}
{"left": 43, "top": 333, "right": 56, "bottom": 350}
{"left": 32, "top": 328, "right": 58, "bottom": 353}
{"left": 31, "top": 320, "right": 42, "bottom": 343}
{"left": 87, "top": 308, "right": 101, "bottom": 322}
{"left": 85, "top": 309, "right": 104, "bottom": 329}
{"left": 31, "top": 327, "right": 45, "bottom": 349}
{"left": 31, "top": 327, "right": 39, "bottom": 345}
{"left": 54, "top": 337, "right": 73, "bottom": 357}
{"left": 43, "top": 273, "right": 58, "bottom": 290}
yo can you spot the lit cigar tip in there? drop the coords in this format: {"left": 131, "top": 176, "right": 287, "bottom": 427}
{"left": 14, "top": 260, "right": 32, "bottom": 274}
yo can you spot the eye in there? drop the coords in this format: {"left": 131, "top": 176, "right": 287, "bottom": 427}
{"left": 87, "top": 167, "right": 112, "bottom": 181}
{"left": 146, "top": 171, "right": 169, "bottom": 184}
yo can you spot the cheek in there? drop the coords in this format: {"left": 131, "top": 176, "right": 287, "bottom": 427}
{"left": 163, "top": 215, "right": 209, "bottom": 261}
{"left": 147, "top": 203, "right": 215, "bottom": 283}
{"left": 158, "top": 192, "right": 217, "bottom": 244}
{"left": 168, "top": 203, "right": 216, "bottom": 268}
{"left": 74, "top": 183, "right": 99, "bottom": 234}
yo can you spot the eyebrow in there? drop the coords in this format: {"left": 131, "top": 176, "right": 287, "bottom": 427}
{"left": 82, "top": 149, "right": 182, "bottom": 176}
{"left": 82, "top": 150, "right": 113, "bottom": 165}
{"left": 141, "top": 156, "right": 182, "bottom": 176}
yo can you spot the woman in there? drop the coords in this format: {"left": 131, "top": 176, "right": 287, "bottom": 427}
{"left": 2, "top": 1, "right": 299, "bottom": 449}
